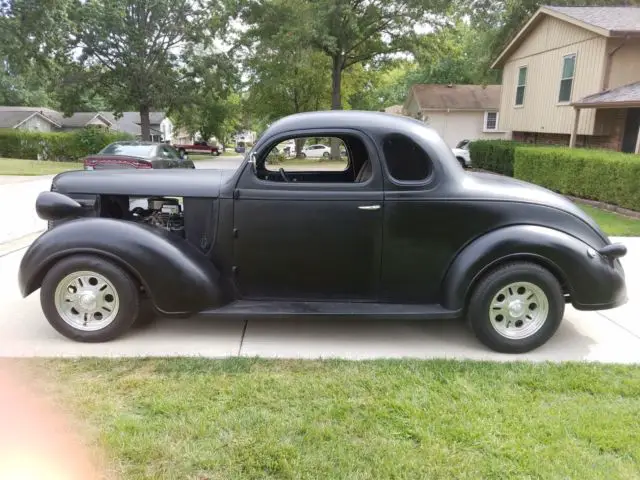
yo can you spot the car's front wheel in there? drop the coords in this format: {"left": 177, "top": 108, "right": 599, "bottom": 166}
{"left": 40, "top": 255, "right": 140, "bottom": 342}
{"left": 467, "top": 262, "right": 564, "bottom": 353}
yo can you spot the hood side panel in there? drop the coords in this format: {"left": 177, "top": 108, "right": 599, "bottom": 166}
{"left": 52, "top": 169, "right": 230, "bottom": 198}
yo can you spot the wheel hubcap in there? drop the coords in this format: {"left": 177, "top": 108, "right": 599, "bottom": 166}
{"left": 54, "top": 271, "right": 120, "bottom": 331}
{"left": 489, "top": 282, "right": 549, "bottom": 339}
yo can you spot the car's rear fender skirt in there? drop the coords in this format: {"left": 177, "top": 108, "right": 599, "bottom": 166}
{"left": 18, "top": 218, "right": 222, "bottom": 315}
{"left": 441, "top": 225, "right": 626, "bottom": 311}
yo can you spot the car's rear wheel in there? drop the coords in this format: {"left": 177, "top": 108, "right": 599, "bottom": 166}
{"left": 456, "top": 157, "right": 466, "bottom": 169}
{"left": 322, "top": 152, "right": 330, "bottom": 158}
{"left": 40, "top": 255, "right": 140, "bottom": 342}
{"left": 467, "top": 262, "right": 564, "bottom": 353}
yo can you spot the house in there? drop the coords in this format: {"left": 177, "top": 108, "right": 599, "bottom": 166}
{"left": 492, "top": 6, "right": 640, "bottom": 153}
{"left": 100, "top": 111, "right": 174, "bottom": 143}
{"left": 0, "top": 107, "right": 175, "bottom": 142}
{"left": 403, "top": 84, "right": 505, "bottom": 147}
{"left": 0, "top": 107, "right": 112, "bottom": 132}
{"left": 384, "top": 104, "right": 404, "bottom": 115}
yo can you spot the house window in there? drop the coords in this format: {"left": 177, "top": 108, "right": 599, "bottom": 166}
{"left": 515, "top": 66, "right": 527, "bottom": 106}
{"left": 558, "top": 54, "right": 576, "bottom": 103}
{"left": 484, "top": 112, "right": 498, "bottom": 131}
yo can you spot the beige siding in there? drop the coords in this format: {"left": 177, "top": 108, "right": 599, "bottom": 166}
{"left": 16, "top": 115, "right": 54, "bottom": 132}
{"left": 422, "top": 111, "right": 506, "bottom": 147}
{"left": 499, "top": 16, "right": 606, "bottom": 135}
{"left": 607, "top": 38, "right": 640, "bottom": 90}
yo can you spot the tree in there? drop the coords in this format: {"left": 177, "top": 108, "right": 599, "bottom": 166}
{"left": 240, "top": 0, "right": 450, "bottom": 111}
{"left": 7, "top": 0, "right": 215, "bottom": 140}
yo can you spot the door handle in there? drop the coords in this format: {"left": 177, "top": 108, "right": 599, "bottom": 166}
{"left": 358, "top": 205, "right": 381, "bottom": 210}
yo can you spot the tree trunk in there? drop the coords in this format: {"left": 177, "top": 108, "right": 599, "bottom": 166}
{"left": 331, "top": 55, "right": 343, "bottom": 110}
{"left": 295, "top": 138, "right": 305, "bottom": 158}
{"left": 330, "top": 56, "right": 343, "bottom": 160}
{"left": 140, "top": 104, "right": 151, "bottom": 141}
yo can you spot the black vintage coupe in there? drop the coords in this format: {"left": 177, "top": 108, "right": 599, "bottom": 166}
{"left": 19, "top": 111, "right": 627, "bottom": 353}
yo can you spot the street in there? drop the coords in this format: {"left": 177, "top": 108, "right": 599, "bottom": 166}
{"left": 0, "top": 155, "right": 639, "bottom": 362}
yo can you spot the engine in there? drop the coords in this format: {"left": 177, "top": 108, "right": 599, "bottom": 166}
{"left": 131, "top": 197, "right": 184, "bottom": 235}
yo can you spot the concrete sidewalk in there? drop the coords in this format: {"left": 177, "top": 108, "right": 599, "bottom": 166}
{"left": 0, "top": 238, "right": 638, "bottom": 362}
{"left": 0, "top": 175, "right": 52, "bottom": 244}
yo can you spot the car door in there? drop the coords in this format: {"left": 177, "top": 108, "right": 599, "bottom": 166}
{"left": 232, "top": 131, "right": 384, "bottom": 301}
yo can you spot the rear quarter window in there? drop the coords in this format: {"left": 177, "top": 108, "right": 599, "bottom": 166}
{"left": 382, "top": 133, "right": 432, "bottom": 182}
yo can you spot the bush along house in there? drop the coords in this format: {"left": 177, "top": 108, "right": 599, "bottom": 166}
{"left": 492, "top": 6, "right": 640, "bottom": 154}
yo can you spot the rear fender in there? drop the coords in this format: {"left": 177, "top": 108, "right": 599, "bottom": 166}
{"left": 19, "top": 218, "right": 221, "bottom": 315}
{"left": 441, "top": 225, "right": 624, "bottom": 311}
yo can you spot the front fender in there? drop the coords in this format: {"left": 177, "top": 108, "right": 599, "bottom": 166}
{"left": 441, "top": 225, "right": 626, "bottom": 311}
{"left": 19, "top": 218, "right": 221, "bottom": 315}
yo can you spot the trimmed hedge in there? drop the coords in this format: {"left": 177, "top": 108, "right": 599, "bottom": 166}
{"left": 469, "top": 140, "right": 518, "bottom": 177}
{"left": 0, "top": 128, "right": 133, "bottom": 162}
{"left": 515, "top": 146, "right": 640, "bottom": 211}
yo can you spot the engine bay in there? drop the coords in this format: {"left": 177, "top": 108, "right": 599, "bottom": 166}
{"left": 130, "top": 197, "right": 184, "bottom": 235}
{"left": 98, "top": 195, "right": 186, "bottom": 236}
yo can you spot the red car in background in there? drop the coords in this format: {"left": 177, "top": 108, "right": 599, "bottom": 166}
{"left": 173, "top": 141, "right": 221, "bottom": 156}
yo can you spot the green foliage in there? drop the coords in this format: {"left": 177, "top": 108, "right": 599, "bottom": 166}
{"left": 0, "top": 128, "right": 132, "bottom": 162}
{"left": 469, "top": 140, "right": 518, "bottom": 176}
{"left": 515, "top": 146, "right": 640, "bottom": 211}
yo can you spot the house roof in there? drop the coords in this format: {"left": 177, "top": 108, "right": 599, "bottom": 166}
{"left": 573, "top": 81, "right": 640, "bottom": 108}
{"left": 492, "top": 6, "right": 640, "bottom": 68}
{"left": 0, "top": 109, "right": 61, "bottom": 129}
{"left": 60, "top": 112, "right": 113, "bottom": 128}
{"left": 101, "top": 111, "right": 167, "bottom": 136}
{"left": 406, "top": 84, "right": 501, "bottom": 111}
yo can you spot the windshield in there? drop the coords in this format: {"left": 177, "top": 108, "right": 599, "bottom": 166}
{"left": 99, "top": 144, "right": 156, "bottom": 157}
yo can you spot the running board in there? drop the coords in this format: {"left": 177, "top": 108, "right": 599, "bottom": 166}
{"left": 200, "top": 300, "right": 461, "bottom": 320}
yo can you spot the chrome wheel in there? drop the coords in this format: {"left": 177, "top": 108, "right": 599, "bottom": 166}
{"left": 54, "top": 270, "right": 120, "bottom": 331}
{"left": 489, "top": 281, "right": 549, "bottom": 340}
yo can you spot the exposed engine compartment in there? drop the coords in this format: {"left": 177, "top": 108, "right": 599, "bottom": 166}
{"left": 130, "top": 197, "right": 184, "bottom": 235}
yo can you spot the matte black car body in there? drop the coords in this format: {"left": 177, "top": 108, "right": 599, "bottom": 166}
{"left": 19, "top": 111, "right": 627, "bottom": 347}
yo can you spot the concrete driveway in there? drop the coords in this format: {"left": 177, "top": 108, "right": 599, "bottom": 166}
{"left": 0, "top": 238, "right": 638, "bottom": 362}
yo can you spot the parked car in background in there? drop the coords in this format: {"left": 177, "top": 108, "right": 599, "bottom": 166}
{"left": 173, "top": 141, "right": 220, "bottom": 156}
{"left": 82, "top": 141, "right": 195, "bottom": 170}
{"left": 235, "top": 141, "right": 247, "bottom": 154}
{"left": 21, "top": 111, "right": 626, "bottom": 354}
{"left": 452, "top": 139, "right": 471, "bottom": 168}
{"left": 301, "top": 144, "right": 331, "bottom": 158}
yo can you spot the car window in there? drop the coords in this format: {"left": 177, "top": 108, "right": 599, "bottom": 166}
{"left": 162, "top": 146, "right": 179, "bottom": 159}
{"left": 382, "top": 133, "right": 432, "bottom": 182}
{"left": 255, "top": 135, "right": 372, "bottom": 183}
{"left": 264, "top": 137, "right": 348, "bottom": 173}
{"left": 99, "top": 144, "right": 157, "bottom": 157}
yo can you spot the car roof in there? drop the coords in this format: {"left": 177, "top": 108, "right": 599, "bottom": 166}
{"left": 262, "top": 110, "right": 426, "bottom": 137}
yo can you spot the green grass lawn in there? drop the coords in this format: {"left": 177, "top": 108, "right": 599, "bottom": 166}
{"left": 31, "top": 358, "right": 640, "bottom": 479}
{"left": 578, "top": 203, "right": 640, "bottom": 236}
{"left": 0, "top": 158, "right": 81, "bottom": 176}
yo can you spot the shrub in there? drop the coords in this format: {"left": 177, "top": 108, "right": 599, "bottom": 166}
{"left": 0, "top": 128, "right": 133, "bottom": 162}
{"left": 469, "top": 140, "right": 518, "bottom": 176}
{"left": 515, "top": 146, "right": 640, "bottom": 211}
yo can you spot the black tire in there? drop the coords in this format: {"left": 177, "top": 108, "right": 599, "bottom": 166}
{"left": 301, "top": 152, "right": 307, "bottom": 158}
{"left": 456, "top": 157, "right": 466, "bottom": 169}
{"left": 322, "top": 152, "right": 330, "bottom": 158}
{"left": 40, "top": 255, "right": 140, "bottom": 342}
{"left": 467, "top": 262, "right": 564, "bottom": 353}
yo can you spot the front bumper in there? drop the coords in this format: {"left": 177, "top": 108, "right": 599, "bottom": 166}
{"left": 572, "top": 255, "right": 627, "bottom": 311}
